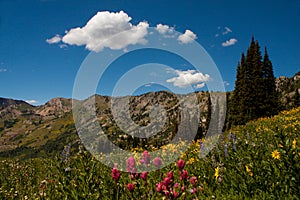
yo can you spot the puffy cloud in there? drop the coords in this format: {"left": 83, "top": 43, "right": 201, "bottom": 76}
{"left": 46, "top": 34, "right": 61, "bottom": 44}
{"left": 177, "top": 30, "right": 197, "bottom": 44}
{"left": 222, "top": 27, "right": 232, "bottom": 35}
{"left": 222, "top": 38, "right": 238, "bottom": 47}
{"left": 166, "top": 69, "right": 210, "bottom": 88}
{"left": 61, "top": 11, "right": 149, "bottom": 52}
{"left": 25, "top": 100, "right": 38, "bottom": 104}
{"left": 156, "top": 24, "right": 174, "bottom": 35}
{"left": 195, "top": 83, "right": 206, "bottom": 89}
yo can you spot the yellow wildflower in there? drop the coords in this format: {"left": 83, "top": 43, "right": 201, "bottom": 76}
{"left": 293, "top": 138, "right": 297, "bottom": 149}
{"left": 214, "top": 167, "right": 219, "bottom": 180}
{"left": 245, "top": 165, "right": 253, "bottom": 176}
{"left": 187, "top": 157, "right": 195, "bottom": 164}
{"left": 180, "top": 153, "right": 186, "bottom": 159}
{"left": 272, "top": 150, "right": 280, "bottom": 160}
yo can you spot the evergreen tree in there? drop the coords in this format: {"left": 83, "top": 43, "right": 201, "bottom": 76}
{"left": 227, "top": 37, "right": 279, "bottom": 129}
{"left": 230, "top": 53, "right": 246, "bottom": 125}
{"left": 262, "top": 47, "right": 278, "bottom": 115}
{"left": 243, "top": 37, "right": 257, "bottom": 122}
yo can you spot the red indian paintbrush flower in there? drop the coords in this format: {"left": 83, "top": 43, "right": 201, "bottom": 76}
{"left": 180, "top": 169, "right": 188, "bottom": 181}
{"left": 141, "top": 171, "right": 147, "bottom": 180}
{"left": 177, "top": 159, "right": 185, "bottom": 170}
{"left": 167, "top": 171, "right": 173, "bottom": 179}
{"left": 140, "top": 150, "right": 151, "bottom": 165}
{"left": 126, "top": 157, "right": 137, "bottom": 173}
{"left": 111, "top": 168, "right": 120, "bottom": 182}
{"left": 126, "top": 183, "right": 135, "bottom": 192}
{"left": 190, "top": 176, "right": 197, "bottom": 186}
{"left": 156, "top": 182, "right": 163, "bottom": 193}
{"left": 153, "top": 157, "right": 162, "bottom": 168}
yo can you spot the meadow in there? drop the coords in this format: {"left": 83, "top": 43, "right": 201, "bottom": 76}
{"left": 0, "top": 107, "right": 299, "bottom": 199}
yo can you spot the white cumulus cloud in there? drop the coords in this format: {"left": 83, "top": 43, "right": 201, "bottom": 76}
{"left": 222, "top": 38, "right": 238, "bottom": 47}
{"left": 46, "top": 34, "right": 61, "bottom": 44}
{"left": 177, "top": 30, "right": 197, "bottom": 44}
{"left": 156, "top": 24, "right": 174, "bottom": 35}
{"left": 61, "top": 11, "right": 149, "bottom": 52}
{"left": 166, "top": 69, "right": 210, "bottom": 88}
{"left": 25, "top": 100, "right": 38, "bottom": 104}
{"left": 195, "top": 83, "right": 206, "bottom": 89}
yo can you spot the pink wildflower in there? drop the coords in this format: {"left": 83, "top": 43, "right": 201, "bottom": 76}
{"left": 111, "top": 167, "right": 121, "bottom": 182}
{"left": 153, "top": 157, "right": 162, "bottom": 168}
{"left": 177, "top": 159, "right": 185, "bottom": 170}
{"left": 126, "top": 183, "right": 135, "bottom": 192}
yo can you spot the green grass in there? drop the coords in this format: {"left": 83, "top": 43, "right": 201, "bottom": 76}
{"left": 0, "top": 107, "right": 299, "bottom": 199}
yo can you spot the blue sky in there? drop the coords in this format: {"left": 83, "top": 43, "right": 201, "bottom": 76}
{"left": 1, "top": 0, "right": 300, "bottom": 105}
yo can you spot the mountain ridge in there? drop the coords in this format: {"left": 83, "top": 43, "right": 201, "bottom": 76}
{"left": 0, "top": 71, "right": 299, "bottom": 159}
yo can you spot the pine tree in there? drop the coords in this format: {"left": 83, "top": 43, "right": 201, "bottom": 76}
{"left": 243, "top": 39, "right": 264, "bottom": 119}
{"left": 243, "top": 37, "right": 257, "bottom": 122}
{"left": 226, "top": 37, "right": 279, "bottom": 129}
{"left": 262, "top": 47, "right": 278, "bottom": 115}
{"left": 231, "top": 53, "right": 246, "bottom": 125}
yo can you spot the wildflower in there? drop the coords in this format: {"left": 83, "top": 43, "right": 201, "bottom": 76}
{"left": 61, "top": 143, "right": 71, "bottom": 164}
{"left": 245, "top": 165, "right": 253, "bottom": 176}
{"left": 188, "top": 157, "right": 195, "bottom": 164}
{"left": 272, "top": 150, "right": 280, "bottom": 160}
{"left": 174, "top": 182, "right": 179, "bottom": 188}
{"left": 189, "top": 188, "right": 197, "bottom": 194}
{"left": 167, "top": 171, "right": 173, "bottom": 179}
{"left": 181, "top": 186, "right": 185, "bottom": 191}
{"left": 153, "top": 157, "right": 162, "bottom": 169}
{"left": 140, "top": 171, "right": 147, "bottom": 180}
{"left": 164, "top": 190, "right": 170, "bottom": 196}
{"left": 177, "top": 159, "right": 185, "bottom": 170}
{"left": 163, "top": 177, "right": 172, "bottom": 187}
{"left": 111, "top": 168, "right": 121, "bottom": 182}
{"left": 214, "top": 167, "right": 219, "bottom": 180}
{"left": 140, "top": 150, "right": 151, "bottom": 165}
{"left": 173, "top": 190, "right": 179, "bottom": 198}
{"left": 224, "top": 143, "right": 228, "bottom": 157}
{"left": 156, "top": 182, "right": 163, "bottom": 193}
{"left": 65, "top": 167, "right": 71, "bottom": 172}
{"left": 200, "top": 141, "right": 204, "bottom": 152}
{"left": 126, "top": 157, "right": 137, "bottom": 173}
{"left": 126, "top": 183, "right": 135, "bottom": 192}
{"left": 180, "top": 169, "right": 188, "bottom": 181}
{"left": 293, "top": 138, "right": 297, "bottom": 149}
{"left": 190, "top": 176, "right": 197, "bottom": 186}
{"left": 231, "top": 132, "right": 237, "bottom": 151}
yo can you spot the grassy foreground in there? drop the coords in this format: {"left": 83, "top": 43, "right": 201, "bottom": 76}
{"left": 0, "top": 107, "right": 299, "bottom": 199}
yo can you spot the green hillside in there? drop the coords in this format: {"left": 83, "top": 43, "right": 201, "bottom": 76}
{"left": 0, "top": 106, "right": 299, "bottom": 199}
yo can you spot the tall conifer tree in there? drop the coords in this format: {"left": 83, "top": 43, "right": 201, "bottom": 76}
{"left": 227, "top": 37, "right": 278, "bottom": 129}
{"left": 262, "top": 47, "right": 278, "bottom": 115}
